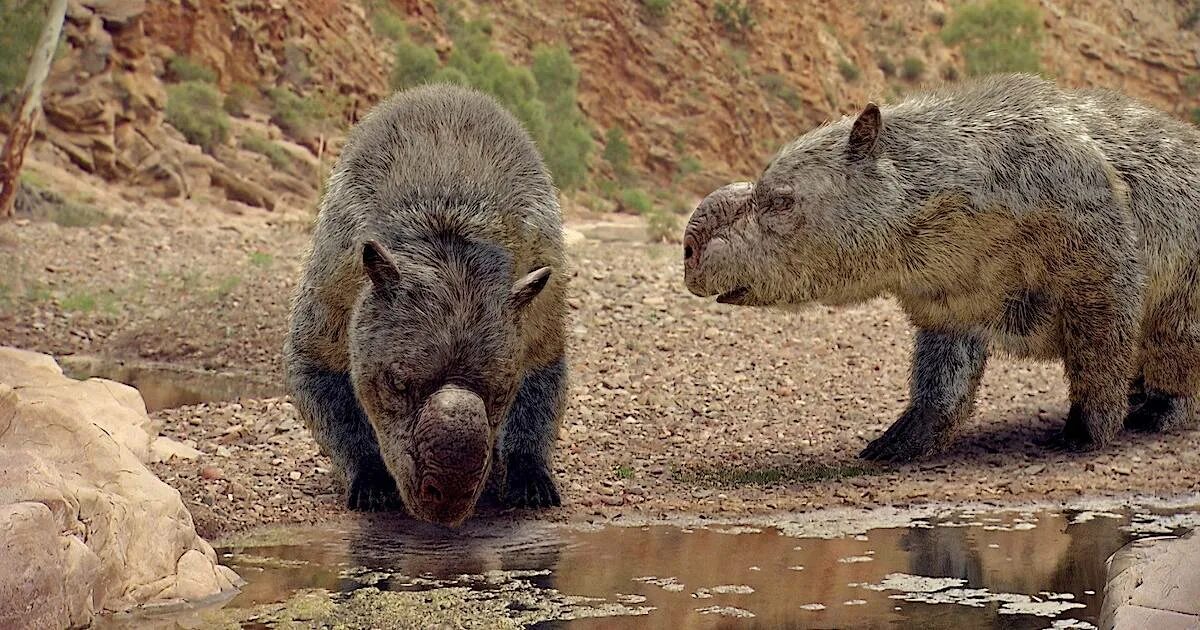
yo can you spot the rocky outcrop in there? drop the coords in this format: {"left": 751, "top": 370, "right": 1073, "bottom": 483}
{"left": 0, "top": 347, "right": 241, "bottom": 630}
{"left": 13, "top": 0, "right": 1200, "bottom": 211}
{"left": 1100, "top": 531, "right": 1200, "bottom": 630}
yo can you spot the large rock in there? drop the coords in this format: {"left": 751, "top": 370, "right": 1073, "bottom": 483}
{"left": 1100, "top": 531, "right": 1200, "bottom": 630}
{"left": 0, "top": 347, "right": 240, "bottom": 630}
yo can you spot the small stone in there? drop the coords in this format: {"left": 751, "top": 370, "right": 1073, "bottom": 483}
{"left": 289, "top": 471, "right": 302, "bottom": 481}
{"left": 200, "top": 466, "right": 223, "bottom": 481}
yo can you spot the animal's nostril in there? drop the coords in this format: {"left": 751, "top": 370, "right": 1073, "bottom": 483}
{"left": 420, "top": 479, "right": 443, "bottom": 504}
{"left": 684, "top": 244, "right": 694, "bottom": 260}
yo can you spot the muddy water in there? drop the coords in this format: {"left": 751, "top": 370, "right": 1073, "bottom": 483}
{"left": 58, "top": 354, "right": 280, "bottom": 412}
{"left": 102, "top": 504, "right": 1198, "bottom": 629}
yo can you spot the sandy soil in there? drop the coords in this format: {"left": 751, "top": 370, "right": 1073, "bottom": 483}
{"left": 3, "top": 198, "right": 1199, "bottom": 540}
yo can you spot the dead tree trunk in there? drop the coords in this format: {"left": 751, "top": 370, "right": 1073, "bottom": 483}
{"left": 0, "top": 0, "right": 69, "bottom": 218}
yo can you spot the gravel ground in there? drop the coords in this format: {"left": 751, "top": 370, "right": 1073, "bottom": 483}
{"left": 3, "top": 203, "right": 1199, "bottom": 539}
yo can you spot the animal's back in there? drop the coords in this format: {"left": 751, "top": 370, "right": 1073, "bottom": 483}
{"left": 1068, "top": 85, "right": 1200, "bottom": 284}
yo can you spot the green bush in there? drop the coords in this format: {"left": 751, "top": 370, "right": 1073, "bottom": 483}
{"left": 166, "top": 55, "right": 217, "bottom": 83}
{"left": 942, "top": 0, "right": 1043, "bottom": 76}
{"left": 714, "top": 0, "right": 755, "bottom": 35}
{"left": 240, "top": 133, "right": 291, "bottom": 170}
{"left": 677, "top": 154, "right": 702, "bottom": 178}
{"left": 758, "top": 73, "right": 801, "bottom": 109}
{"left": 603, "top": 127, "right": 632, "bottom": 181}
{"left": 531, "top": 44, "right": 592, "bottom": 190}
{"left": 383, "top": 9, "right": 594, "bottom": 190}
{"left": 165, "top": 81, "right": 229, "bottom": 152}
{"left": 877, "top": 56, "right": 897, "bottom": 77}
{"left": 268, "top": 88, "right": 328, "bottom": 141}
{"left": 900, "top": 56, "right": 925, "bottom": 81}
{"left": 619, "top": 187, "right": 653, "bottom": 214}
{"left": 1183, "top": 74, "right": 1200, "bottom": 96}
{"left": 838, "top": 58, "right": 861, "bottom": 81}
{"left": 368, "top": 3, "right": 408, "bottom": 40}
{"left": 641, "top": 0, "right": 673, "bottom": 18}
{"left": 224, "top": 83, "right": 257, "bottom": 116}
{"left": 390, "top": 38, "right": 439, "bottom": 90}
{"left": 1, "top": 0, "right": 49, "bottom": 106}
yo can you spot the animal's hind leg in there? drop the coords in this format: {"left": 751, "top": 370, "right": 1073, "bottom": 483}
{"left": 1126, "top": 280, "right": 1200, "bottom": 433}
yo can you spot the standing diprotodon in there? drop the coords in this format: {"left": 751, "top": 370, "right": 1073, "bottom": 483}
{"left": 284, "top": 85, "right": 568, "bottom": 526}
{"left": 684, "top": 74, "right": 1200, "bottom": 462}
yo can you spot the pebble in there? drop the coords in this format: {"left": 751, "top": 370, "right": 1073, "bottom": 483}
{"left": 289, "top": 471, "right": 302, "bottom": 481}
{"left": 200, "top": 466, "right": 224, "bottom": 481}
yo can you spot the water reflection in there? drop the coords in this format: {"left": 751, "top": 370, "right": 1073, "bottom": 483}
{"left": 185, "top": 507, "right": 1193, "bottom": 629}
{"left": 58, "top": 355, "right": 280, "bottom": 411}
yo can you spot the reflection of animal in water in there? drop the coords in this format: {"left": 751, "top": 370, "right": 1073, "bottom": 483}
{"left": 685, "top": 73, "right": 1200, "bottom": 462}
{"left": 284, "top": 84, "right": 568, "bottom": 527}
{"left": 344, "top": 517, "right": 566, "bottom": 593}
{"left": 899, "top": 515, "right": 1121, "bottom": 597}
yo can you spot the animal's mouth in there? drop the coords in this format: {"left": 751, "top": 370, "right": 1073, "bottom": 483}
{"left": 716, "top": 286, "right": 750, "bottom": 305}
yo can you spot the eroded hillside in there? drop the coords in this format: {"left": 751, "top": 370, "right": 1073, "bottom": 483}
{"left": 8, "top": 0, "right": 1200, "bottom": 218}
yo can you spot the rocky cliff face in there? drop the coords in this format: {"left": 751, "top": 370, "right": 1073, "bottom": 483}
{"left": 16, "top": 0, "right": 1200, "bottom": 214}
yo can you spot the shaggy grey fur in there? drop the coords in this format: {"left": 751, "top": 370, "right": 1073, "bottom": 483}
{"left": 284, "top": 84, "right": 567, "bottom": 523}
{"left": 684, "top": 73, "right": 1200, "bottom": 462}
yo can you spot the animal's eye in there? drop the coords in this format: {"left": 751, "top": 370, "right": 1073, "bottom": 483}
{"left": 387, "top": 373, "right": 407, "bottom": 396}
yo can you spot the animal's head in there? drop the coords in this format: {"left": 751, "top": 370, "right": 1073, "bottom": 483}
{"left": 348, "top": 239, "right": 551, "bottom": 526}
{"left": 683, "top": 103, "right": 903, "bottom": 307}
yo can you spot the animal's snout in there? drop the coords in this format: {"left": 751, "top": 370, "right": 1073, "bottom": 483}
{"left": 412, "top": 385, "right": 490, "bottom": 526}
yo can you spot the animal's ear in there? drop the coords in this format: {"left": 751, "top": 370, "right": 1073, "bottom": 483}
{"left": 511, "top": 267, "right": 552, "bottom": 310}
{"left": 847, "top": 102, "right": 882, "bottom": 162}
{"left": 362, "top": 240, "right": 402, "bottom": 291}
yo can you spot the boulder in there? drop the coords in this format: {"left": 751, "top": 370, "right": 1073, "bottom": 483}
{"left": 1100, "top": 531, "right": 1200, "bottom": 630}
{"left": 0, "top": 347, "right": 240, "bottom": 630}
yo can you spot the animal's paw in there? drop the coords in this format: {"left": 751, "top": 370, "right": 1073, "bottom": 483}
{"left": 503, "top": 453, "right": 562, "bottom": 509}
{"left": 347, "top": 464, "right": 402, "bottom": 512}
{"left": 860, "top": 411, "right": 948, "bottom": 463}
{"left": 1125, "top": 392, "right": 1191, "bottom": 433}
{"left": 1057, "top": 403, "right": 1112, "bottom": 452}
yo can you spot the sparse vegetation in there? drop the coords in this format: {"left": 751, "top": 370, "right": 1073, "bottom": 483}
{"left": 619, "top": 187, "right": 653, "bottom": 215}
{"left": 1183, "top": 4, "right": 1200, "bottom": 29}
{"left": 166, "top": 55, "right": 217, "bottom": 84}
{"left": 388, "top": 24, "right": 439, "bottom": 90}
{"left": 677, "top": 154, "right": 702, "bottom": 179}
{"left": 165, "top": 81, "right": 229, "bottom": 153}
{"left": 1191, "top": 108, "right": 1200, "bottom": 126}
{"left": 900, "top": 56, "right": 926, "bottom": 81}
{"left": 943, "top": 64, "right": 961, "bottom": 81}
{"left": 380, "top": 8, "right": 595, "bottom": 189}
{"left": 758, "top": 72, "right": 802, "bottom": 109}
{"left": 367, "top": 2, "right": 408, "bottom": 41}
{"left": 675, "top": 462, "right": 875, "bottom": 487}
{"left": 931, "top": 10, "right": 947, "bottom": 27}
{"left": 223, "top": 83, "right": 257, "bottom": 117}
{"left": 249, "top": 252, "right": 274, "bottom": 267}
{"left": 837, "top": 58, "right": 861, "bottom": 82}
{"left": 603, "top": 127, "right": 632, "bottom": 182}
{"left": 714, "top": 0, "right": 755, "bottom": 35}
{"left": 877, "top": 55, "right": 897, "bottom": 77}
{"left": 211, "top": 275, "right": 243, "bottom": 299}
{"left": 240, "top": 134, "right": 291, "bottom": 171}
{"left": 641, "top": 0, "right": 673, "bottom": 19}
{"left": 1183, "top": 74, "right": 1200, "bottom": 96}
{"left": 267, "top": 88, "right": 328, "bottom": 142}
{"left": 531, "top": 45, "right": 593, "bottom": 190}
{"left": 942, "top": 0, "right": 1043, "bottom": 76}
{"left": 0, "top": 0, "right": 51, "bottom": 109}
{"left": 615, "top": 464, "right": 634, "bottom": 479}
